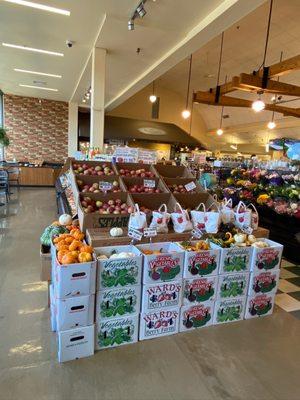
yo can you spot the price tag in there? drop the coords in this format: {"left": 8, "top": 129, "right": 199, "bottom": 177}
{"left": 240, "top": 225, "right": 253, "bottom": 235}
{"left": 128, "top": 227, "right": 143, "bottom": 241}
{"left": 185, "top": 181, "right": 196, "bottom": 192}
{"left": 144, "top": 179, "right": 156, "bottom": 188}
{"left": 143, "top": 228, "right": 157, "bottom": 238}
{"left": 99, "top": 181, "right": 113, "bottom": 192}
{"left": 191, "top": 227, "right": 204, "bottom": 239}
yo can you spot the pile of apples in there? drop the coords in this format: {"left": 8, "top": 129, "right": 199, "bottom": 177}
{"left": 139, "top": 205, "right": 152, "bottom": 214}
{"left": 81, "top": 196, "right": 133, "bottom": 215}
{"left": 73, "top": 163, "right": 115, "bottom": 176}
{"left": 119, "top": 168, "right": 156, "bottom": 178}
{"left": 128, "top": 184, "right": 162, "bottom": 194}
{"left": 168, "top": 184, "right": 196, "bottom": 194}
{"left": 77, "top": 180, "right": 121, "bottom": 193}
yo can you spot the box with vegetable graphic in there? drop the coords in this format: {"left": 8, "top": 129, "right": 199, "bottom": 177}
{"left": 244, "top": 293, "right": 275, "bottom": 319}
{"left": 95, "top": 315, "right": 139, "bottom": 350}
{"left": 250, "top": 239, "right": 283, "bottom": 273}
{"left": 210, "top": 242, "right": 252, "bottom": 275}
{"left": 139, "top": 307, "right": 180, "bottom": 340}
{"left": 216, "top": 273, "right": 249, "bottom": 300}
{"left": 248, "top": 270, "right": 280, "bottom": 296}
{"left": 179, "top": 302, "right": 214, "bottom": 332}
{"left": 141, "top": 280, "right": 183, "bottom": 311}
{"left": 182, "top": 276, "right": 218, "bottom": 306}
{"left": 137, "top": 242, "right": 184, "bottom": 284}
{"left": 95, "top": 245, "right": 142, "bottom": 290}
{"left": 181, "top": 243, "right": 220, "bottom": 279}
{"left": 213, "top": 297, "right": 246, "bottom": 325}
{"left": 95, "top": 285, "right": 141, "bottom": 321}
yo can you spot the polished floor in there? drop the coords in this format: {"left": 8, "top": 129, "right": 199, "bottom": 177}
{"left": 1, "top": 188, "right": 300, "bottom": 400}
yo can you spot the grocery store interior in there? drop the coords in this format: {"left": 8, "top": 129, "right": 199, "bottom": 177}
{"left": 0, "top": 0, "right": 299, "bottom": 399}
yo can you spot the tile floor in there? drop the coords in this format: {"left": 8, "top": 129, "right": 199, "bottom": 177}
{"left": 276, "top": 259, "right": 300, "bottom": 318}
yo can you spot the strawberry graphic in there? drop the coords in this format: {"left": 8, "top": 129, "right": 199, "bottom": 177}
{"left": 163, "top": 266, "right": 171, "bottom": 273}
{"left": 157, "top": 218, "right": 163, "bottom": 224}
{"left": 177, "top": 217, "right": 183, "bottom": 224}
{"left": 204, "top": 216, "right": 208, "bottom": 223}
{"left": 239, "top": 216, "right": 244, "bottom": 223}
{"left": 197, "top": 222, "right": 205, "bottom": 229}
{"left": 253, "top": 216, "right": 258, "bottom": 223}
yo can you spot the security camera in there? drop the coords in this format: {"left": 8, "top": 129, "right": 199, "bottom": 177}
{"left": 66, "top": 40, "right": 74, "bottom": 48}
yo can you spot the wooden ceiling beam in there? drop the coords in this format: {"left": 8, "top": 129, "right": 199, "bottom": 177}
{"left": 260, "top": 54, "right": 300, "bottom": 78}
{"left": 210, "top": 76, "right": 240, "bottom": 95}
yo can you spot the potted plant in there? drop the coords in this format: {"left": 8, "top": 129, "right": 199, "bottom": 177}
{"left": 0, "top": 127, "right": 9, "bottom": 162}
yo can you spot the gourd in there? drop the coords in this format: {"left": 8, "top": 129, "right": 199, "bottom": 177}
{"left": 248, "top": 235, "right": 257, "bottom": 244}
{"left": 40, "top": 225, "right": 68, "bottom": 246}
{"left": 233, "top": 233, "right": 246, "bottom": 244}
{"left": 110, "top": 227, "right": 123, "bottom": 237}
{"left": 59, "top": 214, "right": 73, "bottom": 226}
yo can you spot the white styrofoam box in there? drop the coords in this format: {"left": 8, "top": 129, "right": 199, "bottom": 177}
{"left": 182, "top": 244, "right": 220, "bottom": 279}
{"left": 182, "top": 276, "right": 218, "bottom": 306}
{"left": 139, "top": 307, "right": 180, "bottom": 340}
{"left": 56, "top": 294, "right": 95, "bottom": 331}
{"left": 57, "top": 325, "right": 94, "bottom": 363}
{"left": 95, "top": 285, "right": 141, "bottom": 322}
{"left": 95, "top": 315, "right": 139, "bottom": 350}
{"left": 54, "top": 258, "right": 97, "bottom": 299}
{"left": 244, "top": 293, "right": 275, "bottom": 319}
{"left": 179, "top": 302, "right": 214, "bottom": 332}
{"left": 248, "top": 269, "right": 280, "bottom": 296}
{"left": 95, "top": 245, "right": 142, "bottom": 290}
{"left": 49, "top": 284, "right": 56, "bottom": 332}
{"left": 250, "top": 239, "right": 283, "bottom": 273}
{"left": 210, "top": 242, "right": 253, "bottom": 275}
{"left": 141, "top": 280, "right": 182, "bottom": 312}
{"left": 136, "top": 242, "right": 184, "bottom": 284}
{"left": 213, "top": 297, "right": 246, "bottom": 325}
{"left": 216, "top": 272, "right": 249, "bottom": 300}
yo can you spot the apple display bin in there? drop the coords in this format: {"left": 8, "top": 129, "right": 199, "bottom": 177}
{"left": 139, "top": 307, "right": 180, "bottom": 341}
{"left": 244, "top": 293, "right": 276, "bottom": 319}
{"left": 181, "top": 241, "right": 220, "bottom": 279}
{"left": 95, "top": 245, "right": 143, "bottom": 290}
{"left": 57, "top": 325, "right": 95, "bottom": 363}
{"left": 216, "top": 272, "right": 250, "bottom": 300}
{"left": 136, "top": 242, "right": 184, "bottom": 284}
{"left": 250, "top": 239, "right": 283, "bottom": 273}
{"left": 210, "top": 242, "right": 253, "bottom": 275}
{"left": 162, "top": 177, "right": 204, "bottom": 194}
{"left": 182, "top": 276, "right": 218, "bottom": 306}
{"left": 95, "top": 285, "right": 141, "bottom": 322}
{"left": 153, "top": 164, "right": 194, "bottom": 179}
{"left": 77, "top": 192, "right": 134, "bottom": 232}
{"left": 141, "top": 280, "right": 183, "bottom": 312}
{"left": 213, "top": 297, "right": 246, "bottom": 325}
{"left": 122, "top": 176, "right": 169, "bottom": 194}
{"left": 95, "top": 314, "right": 139, "bottom": 350}
{"left": 248, "top": 269, "right": 280, "bottom": 296}
{"left": 71, "top": 160, "right": 118, "bottom": 175}
{"left": 114, "top": 162, "right": 159, "bottom": 177}
{"left": 179, "top": 302, "right": 215, "bottom": 332}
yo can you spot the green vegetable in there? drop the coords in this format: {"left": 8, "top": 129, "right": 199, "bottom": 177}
{"left": 40, "top": 225, "right": 68, "bottom": 246}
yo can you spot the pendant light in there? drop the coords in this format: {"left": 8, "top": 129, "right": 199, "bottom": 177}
{"left": 149, "top": 81, "right": 157, "bottom": 103}
{"left": 182, "top": 55, "right": 192, "bottom": 119}
{"left": 215, "top": 33, "right": 225, "bottom": 135}
{"left": 267, "top": 112, "right": 276, "bottom": 129}
{"left": 267, "top": 51, "right": 282, "bottom": 129}
{"left": 252, "top": 91, "right": 265, "bottom": 112}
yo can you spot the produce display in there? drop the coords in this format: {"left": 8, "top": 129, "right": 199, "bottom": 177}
{"left": 168, "top": 183, "right": 196, "bottom": 194}
{"left": 119, "top": 168, "right": 155, "bottom": 178}
{"left": 77, "top": 180, "right": 121, "bottom": 193}
{"left": 97, "top": 250, "right": 136, "bottom": 260}
{"left": 179, "top": 240, "right": 210, "bottom": 251}
{"left": 81, "top": 196, "right": 133, "bottom": 215}
{"left": 73, "top": 163, "right": 115, "bottom": 176}
{"left": 128, "top": 184, "right": 162, "bottom": 193}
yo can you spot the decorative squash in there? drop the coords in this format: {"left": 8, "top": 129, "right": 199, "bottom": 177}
{"left": 59, "top": 214, "right": 73, "bottom": 226}
{"left": 57, "top": 244, "right": 69, "bottom": 252}
{"left": 109, "top": 227, "right": 123, "bottom": 237}
{"left": 57, "top": 249, "right": 68, "bottom": 263}
{"left": 64, "top": 236, "right": 74, "bottom": 244}
{"left": 72, "top": 230, "right": 85, "bottom": 241}
{"left": 61, "top": 253, "right": 76, "bottom": 265}
{"left": 69, "top": 240, "right": 83, "bottom": 251}
{"left": 79, "top": 245, "right": 93, "bottom": 254}
{"left": 78, "top": 252, "right": 93, "bottom": 263}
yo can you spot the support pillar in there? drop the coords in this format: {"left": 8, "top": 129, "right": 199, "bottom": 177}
{"left": 68, "top": 102, "right": 78, "bottom": 156}
{"left": 90, "top": 47, "right": 106, "bottom": 150}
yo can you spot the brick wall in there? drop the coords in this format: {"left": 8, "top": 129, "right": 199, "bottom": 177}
{"left": 4, "top": 94, "right": 68, "bottom": 162}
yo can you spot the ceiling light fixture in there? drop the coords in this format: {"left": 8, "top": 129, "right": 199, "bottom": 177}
{"left": 215, "top": 33, "right": 226, "bottom": 136}
{"left": 19, "top": 84, "right": 58, "bottom": 91}
{"left": 265, "top": 143, "right": 270, "bottom": 153}
{"left": 14, "top": 68, "right": 62, "bottom": 78}
{"left": 230, "top": 144, "right": 237, "bottom": 150}
{"left": 4, "top": 0, "right": 70, "bottom": 15}
{"left": 2, "top": 42, "right": 64, "bottom": 56}
{"left": 128, "top": 0, "right": 150, "bottom": 30}
{"left": 252, "top": 91, "right": 265, "bottom": 112}
{"left": 267, "top": 120, "right": 276, "bottom": 129}
{"left": 136, "top": 2, "right": 146, "bottom": 17}
{"left": 149, "top": 81, "right": 157, "bottom": 103}
{"left": 217, "top": 128, "right": 223, "bottom": 136}
{"left": 182, "top": 54, "right": 193, "bottom": 120}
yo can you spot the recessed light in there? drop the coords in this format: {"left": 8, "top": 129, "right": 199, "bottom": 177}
{"left": 14, "top": 68, "right": 62, "bottom": 78}
{"left": 4, "top": 0, "right": 70, "bottom": 16}
{"left": 19, "top": 84, "right": 58, "bottom": 91}
{"left": 2, "top": 43, "right": 64, "bottom": 57}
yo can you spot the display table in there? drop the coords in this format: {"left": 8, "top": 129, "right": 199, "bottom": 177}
{"left": 86, "top": 226, "right": 269, "bottom": 248}
{"left": 19, "top": 166, "right": 62, "bottom": 186}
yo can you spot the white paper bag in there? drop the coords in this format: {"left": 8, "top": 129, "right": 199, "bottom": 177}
{"left": 149, "top": 203, "right": 170, "bottom": 234}
{"left": 220, "top": 198, "right": 234, "bottom": 224}
{"left": 234, "top": 201, "right": 252, "bottom": 229}
{"left": 171, "top": 202, "right": 193, "bottom": 233}
{"left": 128, "top": 203, "right": 148, "bottom": 231}
{"left": 248, "top": 203, "right": 259, "bottom": 230}
{"left": 191, "top": 202, "right": 220, "bottom": 233}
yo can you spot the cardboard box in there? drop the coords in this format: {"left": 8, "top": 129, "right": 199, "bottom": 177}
{"left": 210, "top": 242, "right": 253, "bottom": 275}
{"left": 95, "top": 285, "right": 141, "bottom": 321}
{"left": 179, "top": 302, "right": 214, "bottom": 332}
{"left": 55, "top": 294, "right": 95, "bottom": 331}
{"left": 71, "top": 160, "right": 117, "bottom": 175}
{"left": 172, "top": 192, "right": 212, "bottom": 211}
{"left": 182, "top": 244, "right": 220, "bottom": 279}
{"left": 95, "top": 245, "right": 142, "bottom": 290}
{"left": 40, "top": 245, "right": 51, "bottom": 282}
{"left": 137, "top": 242, "right": 184, "bottom": 284}
{"left": 122, "top": 176, "right": 169, "bottom": 194}
{"left": 57, "top": 325, "right": 95, "bottom": 362}
{"left": 141, "top": 280, "right": 183, "bottom": 311}
{"left": 114, "top": 162, "right": 159, "bottom": 177}
{"left": 162, "top": 177, "right": 204, "bottom": 194}
{"left": 216, "top": 272, "right": 249, "bottom": 300}
{"left": 95, "top": 315, "right": 139, "bottom": 350}
{"left": 248, "top": 269, "right": 280, "bottom": 296}
{"left": 250, "top": 239, "right": 283, "bottom": 273}
{"left": 154, "top": 164, "right": 194, "bottom": 178}
{"left": 213, "top": 297, "right": 246, "bottom": 325}
{"left": 139, "top": 307, "right": 180, "bottom": 340}
{"left": 182, "top": 276, "right": 218, "bottom": 306}
{"left": 49, "top": 284, "right": 56, "bottom": 332}
{"left": 244, "top": 293, "right": 275, "bottom": 319}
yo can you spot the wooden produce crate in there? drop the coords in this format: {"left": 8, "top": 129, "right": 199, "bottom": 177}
{"left": 71, "top": 160, "right": 118, "bottom": 175}
{"left": 114, "top": 162, "right": 159, "bottom": 178}
{"left": 162, "top": 177, "right": 204, "bottom": 194}
{"left": 154, "top": 164, "right": 194, "bottom": 179}
{"left": 131, "top": 193, "right": 175, "bottom": 222}
{"left": 172, "top": 192, "right": 212, "bottom": 210}
{"left": 122, "top": 176, "right": 169, "bottom": 194}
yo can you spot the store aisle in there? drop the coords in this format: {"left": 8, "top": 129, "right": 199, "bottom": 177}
{"left": 1, "top": 188, "right": 300, "bottom": 400}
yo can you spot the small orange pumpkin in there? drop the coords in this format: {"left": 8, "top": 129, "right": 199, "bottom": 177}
{"left": 57, "top": 249, "right": 68, "bottom": 263}
{"left": 61, "top": 253, "right": 76, "bottom": 265}
{"left": 69, "top": 240, "right": 83, "bottom": 251}
{"left": 53, "top": 236, "right": 65, "bottom": 244}
{"left": 64, "top": 236, "right": 74, "bottom": 244}
{"left": 79, "top": 245, "right": 93, "bottom": 254}
{"left": 56, "top": 243, "right": 69, "bottom": 251}
{"left": 72, "top": 230, "right": 85, "bottom": 241}
{"left": 78, "top": 252, "right": 93, "bottom": 263}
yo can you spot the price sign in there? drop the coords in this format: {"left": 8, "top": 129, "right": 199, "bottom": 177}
{"left": 143, "top": 228, "right": 157, "bottom": 238}
{"left": 99, "top": 181, "right": 113, "bottom": 192}
{"left": 128, "top": 227, "right": 143, "bottom": 241}
{"left": 240, "top": 225, "right": 253, "bottom": 235}
{"left": 191, "top": 227, "right": 204, "bottom": 239}
{"left": 185, "top": 181, "right": 196, "bottom": 192}
{"left": 144, "top": 179, "right": 156, "bottom": 188}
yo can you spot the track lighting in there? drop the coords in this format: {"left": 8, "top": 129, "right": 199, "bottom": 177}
{"left": 230, "top": 144, "right": 237, "bottom": 150}
{"left": 128, "top": 19, "right": 134, "bottom": 31}
{"left": 128, "top": 1, "right": 150, "bottom": 30}
{"left": 136, "top": 2, "right": 146, "bottom": 17}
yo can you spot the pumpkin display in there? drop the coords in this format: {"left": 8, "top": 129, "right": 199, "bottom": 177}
{"left": 78, "top": 252, "right": 93, "bottom": 263}
{"left": 59, "top": 214, "right": 73, "bottom": 226}
{"left": 79, "top": 245, "right": 93, "bottom": 254}
{"left": 109, "top": 227, "right": 124, "bottom": 237}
